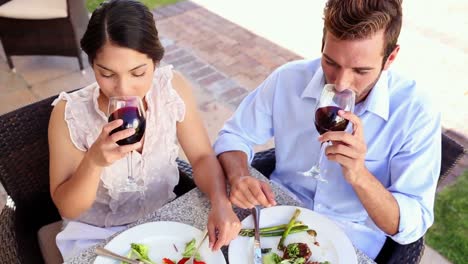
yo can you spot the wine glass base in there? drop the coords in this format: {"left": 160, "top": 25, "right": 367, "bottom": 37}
{"left": 301, "top": 166, "right": 320, "bottom": 177}
{"left": 299, "top": 168, "right": 328, "bottom": 182}
{"left": 116, "top": 182, "right": 146, "bottom": 193}
{"left": 312, "top": 175, "right": 328, "bottom": 183}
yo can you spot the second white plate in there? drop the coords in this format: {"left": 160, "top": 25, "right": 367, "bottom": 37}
{"left": 228, "top": 205, "right": 357, "bottom": 264}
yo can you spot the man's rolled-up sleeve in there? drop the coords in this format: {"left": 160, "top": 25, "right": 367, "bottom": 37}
{"left": 388, "top": 104, "right": 441, "bottom": 244}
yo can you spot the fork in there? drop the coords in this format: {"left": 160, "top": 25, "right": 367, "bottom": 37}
{"left": 186, "top": 229, "right": 209, "bottom": 264}
{"left": 95, "top": 246, "right": 145, "bottom": 264}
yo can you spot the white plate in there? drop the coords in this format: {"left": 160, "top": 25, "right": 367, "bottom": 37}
{"left": 94, "top": 221, "right": 226, "bottom": 264}
{"left": 229, "top": 205, "right": 357, "bottom": 264}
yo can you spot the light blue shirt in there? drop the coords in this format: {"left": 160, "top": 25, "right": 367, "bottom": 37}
{"left": 214, "top": 59, "right": 441, "bottom": 259}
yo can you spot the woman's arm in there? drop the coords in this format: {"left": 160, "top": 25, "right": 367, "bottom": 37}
{"left": 49, "top": 100, "right": 140, "bottom": 219}
{"left": 172, "top": 71, "right": 241, "bottom": 250}
{"left": 49, "top": 101, "right": 101, "bottom": 219}
{"left": 172, "top": 71, "right": 229, "bottom": 207}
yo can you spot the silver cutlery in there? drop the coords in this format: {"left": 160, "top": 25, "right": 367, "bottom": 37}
{"left": 186, "top": 229, "right": 209, "bottom": 264}
{"left": 252, "top": 205, "right": 262, "bottom": 264}
{"left": 95, "top": 246, "right": 145, "bottom": 264}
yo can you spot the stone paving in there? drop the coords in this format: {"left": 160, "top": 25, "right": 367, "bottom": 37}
{"left": 0, "top": 1, "right": 465, "bottom": 263}
{"left": 154, "top": 1, "right": 300, "bottom": 99}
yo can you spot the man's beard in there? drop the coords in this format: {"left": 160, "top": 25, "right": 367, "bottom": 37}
{"left": 356, "top": 70, "right": 382, "bottom": 103}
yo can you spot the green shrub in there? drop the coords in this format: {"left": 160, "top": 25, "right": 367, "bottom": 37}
{"left": 86, "top": 0, "right": 180, "bottom": 12}
{"left": 426, "top": 170, "right": 468, "bottom": 264}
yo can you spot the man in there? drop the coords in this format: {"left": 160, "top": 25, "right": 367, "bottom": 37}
{"left": 214, "top": 0, "right": 441, "bottom": 259}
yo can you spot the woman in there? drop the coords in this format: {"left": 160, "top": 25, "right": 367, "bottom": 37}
{"left": 48, "top": 0, "right": 240, "bottom": 260}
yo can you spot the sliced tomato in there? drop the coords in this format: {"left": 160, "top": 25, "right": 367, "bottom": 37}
{"left": 177, "top": 258, "right": 189, "bottom": 264}
{"left": 162, "top": 258, "right": 176, "bottom": 264}
{"left": 177, "top": 258, "right": 206, "bottom": 264}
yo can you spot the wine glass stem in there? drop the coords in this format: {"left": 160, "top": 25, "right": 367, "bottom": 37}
{"left": 127, "top": 151, "right": 135, "bottom": 184}
{"left": 317, "top": 141, "right": 328, "bottom": 172}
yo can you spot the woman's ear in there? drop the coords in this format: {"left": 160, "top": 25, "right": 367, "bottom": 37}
{"left": 383, "top": 45, "right": 400, "bottom": 71}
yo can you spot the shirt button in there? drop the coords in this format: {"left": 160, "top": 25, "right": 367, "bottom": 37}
{"left": 316, "top": 203, "right": 322, "bottom": 210}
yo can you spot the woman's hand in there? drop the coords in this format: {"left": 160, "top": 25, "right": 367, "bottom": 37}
{"left": 87, "top": 119, "right": 142, "bottom": 167}
{"left": 207, "top": 200, "right": 241, "bottom": 251}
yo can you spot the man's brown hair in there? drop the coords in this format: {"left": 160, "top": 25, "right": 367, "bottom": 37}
{"left": 322, "top": 0, "right": 403, "bottom": 61}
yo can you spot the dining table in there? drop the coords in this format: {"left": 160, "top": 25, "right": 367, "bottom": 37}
{"left": 65, "top": 167, "right": 376, "bottom": 264}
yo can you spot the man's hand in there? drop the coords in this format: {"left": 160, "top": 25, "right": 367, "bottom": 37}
{"left": 229, "top": 176, "right": 276, "bottom": 209}
{"left": 319, "top": 110, "right": 368, "bottom": 185}
{"left": 207, "top": 201, "right": 241, "bottom": 251}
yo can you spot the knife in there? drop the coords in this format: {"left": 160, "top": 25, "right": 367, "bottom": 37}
{"left": 252, "top": 205, "right": 262, "bottom": 264}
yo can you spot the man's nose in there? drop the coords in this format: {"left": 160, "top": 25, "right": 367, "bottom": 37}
{"left": 334, "top": 70, "right": 352, "bottom": 92}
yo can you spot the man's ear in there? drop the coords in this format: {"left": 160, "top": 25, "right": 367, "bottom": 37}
{"left": 383, "top": 45, "right": 400, "bottom": 71}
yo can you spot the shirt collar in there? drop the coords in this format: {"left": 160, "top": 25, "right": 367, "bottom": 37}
{"left": 300, "top": 66, "right": 325, "bottom": 100}
{"left": 357, "top": 70, "right": 389, "bottom": 121}
{"left": 301, "top": 65, "right": 389, "bottom": 121}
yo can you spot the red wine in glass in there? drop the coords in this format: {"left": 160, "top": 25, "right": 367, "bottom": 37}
{"left": 300, "top": 84, "right": 355, "bottom": 181}
{"left": 108, "top": 106, "right": 146, "bottom": 145}
{"left": 107, "top": 96, "right": 147, "bottom": 192}
{"left": 314, "top": 106, "right": 349, "bottom": 135}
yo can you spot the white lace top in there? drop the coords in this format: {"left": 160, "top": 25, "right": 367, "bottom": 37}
{"left": 52, "top": 65, "right": 185, "bottom": 227}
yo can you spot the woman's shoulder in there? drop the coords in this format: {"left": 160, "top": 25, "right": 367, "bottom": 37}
{"left": 52, "top": 83, "right": 99, "bottom": 107}
{"left": 152, "top": 64, "right": 173, "bottom": 81}
{"left": 49, "top": 83, "right": 102, "bottom": 151}
{"left": 150, "top": 65, "right": 191, "bottom": 99}
{"left": 171, "top": 69, "right": 191, "bottom": 96}
{"left": 148, "top": 65, "right": 187, "bottom": 122}
{"left": 49, "top": 85, "right": 91, "bottom": 125}
{"left": 49, "top": 99, "right": 67, "bottom": 128}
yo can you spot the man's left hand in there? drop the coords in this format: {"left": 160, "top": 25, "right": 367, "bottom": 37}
{"left": 319, "top": 110, "right": 368, "bottom": 185}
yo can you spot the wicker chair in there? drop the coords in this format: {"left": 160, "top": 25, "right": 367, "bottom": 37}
{"left": 251, "top": 134, "right": 466, "bottom": 264}
{"left": 0, "top": 94, "right": 196, "bottom": 263}
{"left": 0, "top": 0, "right": 89, "bottom": 71}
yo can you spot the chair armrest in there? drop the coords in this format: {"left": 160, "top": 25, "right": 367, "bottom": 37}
{"left": 0, "top": 205, "right": 20, "bottom": 263}
{"left": 251, "top": 148, "right": 276, "bottom": 178}
{"left": 174, "top": 158, "right": 195, "bottom": 198}
{"left": 440, "top": 133, "right": 466, "bottom": 184}
{"left": 375, "top": 236, "right": 425, "bottom": 264}
{"left": 176, "top": 158, "right": 193, "bottom": 178}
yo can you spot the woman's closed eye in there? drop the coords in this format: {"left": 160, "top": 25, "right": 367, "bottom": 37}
{"left": 101, "top": 72, "right": 114, "bottom": 78}
{"left": 132, "top": 71, "right": 146, "bottom": 77}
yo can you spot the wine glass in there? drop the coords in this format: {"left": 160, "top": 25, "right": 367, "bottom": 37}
{"left": 108, "top": 96, "right": 147, "bottom": 192}
{"left": 301, "top": 84, "right": 355, "bottom": 182}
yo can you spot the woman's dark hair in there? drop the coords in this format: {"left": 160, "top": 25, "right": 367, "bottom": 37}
{"left": 80, "top": 0, "right": 164, "bottom": 65}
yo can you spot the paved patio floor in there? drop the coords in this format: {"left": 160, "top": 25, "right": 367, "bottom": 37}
{"left": 0, "top": 1, "right": 465, "bottom": 263}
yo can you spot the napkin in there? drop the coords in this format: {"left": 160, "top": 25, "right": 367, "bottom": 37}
{"left": 56, "top": 220, "right": 127, "bottom": 260}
